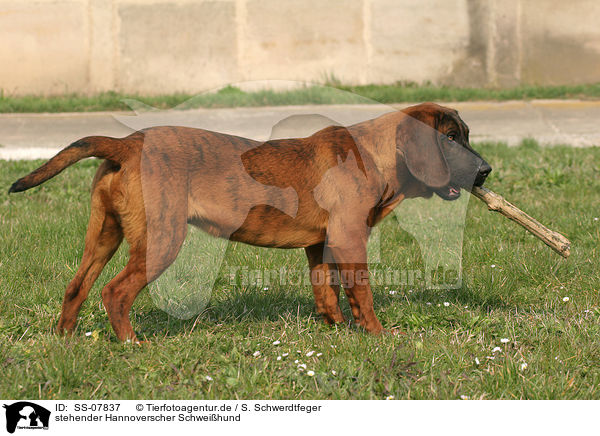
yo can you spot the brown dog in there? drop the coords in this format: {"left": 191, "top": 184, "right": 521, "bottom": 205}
{"left": 9, "top": 102, "right": 491, "bottom": 341}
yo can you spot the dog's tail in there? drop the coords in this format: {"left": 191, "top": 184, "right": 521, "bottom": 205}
{"left": 8, "top": 135, "right": 135, "bottom": 193}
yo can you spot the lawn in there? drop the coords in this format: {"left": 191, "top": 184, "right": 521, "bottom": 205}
{"left": 1, "top": 82, "right": 600, "bottom": 113}
{"left": 0, "top": 141, "right": 599, "bottom": 399}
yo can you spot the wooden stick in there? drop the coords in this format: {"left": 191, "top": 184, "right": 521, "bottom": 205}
{"left": 471, "top": 186, "right": 571, "bottom": 259}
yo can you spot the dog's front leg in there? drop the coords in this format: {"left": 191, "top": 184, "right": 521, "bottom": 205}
{"left": 325, "top": 223, "right": 384, "bottom": 334}
{"left": 337, "top": 261, "right": 383, "bottom": 334}
{"left": 305, "top": 243, "right": 346, "bottom": 325}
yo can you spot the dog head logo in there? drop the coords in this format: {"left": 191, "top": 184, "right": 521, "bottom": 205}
{"left": 3, "top": 402, "right": 50, "bottom": 434}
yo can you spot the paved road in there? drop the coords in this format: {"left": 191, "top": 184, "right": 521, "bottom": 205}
{"left": 0, "top": 100, "right": 598, "bottom": 160}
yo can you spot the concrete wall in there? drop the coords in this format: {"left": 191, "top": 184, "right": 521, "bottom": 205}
{"left": 1, "top": 0, "right": 599, "bottom": 95}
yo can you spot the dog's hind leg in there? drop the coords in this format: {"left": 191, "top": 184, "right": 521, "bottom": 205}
{"left": 100, "top": 170, "right": 189, "bottom": 342}
{"left": 305, "top": 243, "right": 346, "bottom": 325}
{"left": 56, "top": 187, "right": 123, "bottom": 335}
{"left": 100, "top": 221, "right": 187, "bottom": 342}
{"left": 99, "top": 252, "right": 150, "bottom": 342}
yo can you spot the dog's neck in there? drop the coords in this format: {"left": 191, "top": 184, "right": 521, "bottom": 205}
{"left": 348, "top": 114, "right": 431, "bottom": 203}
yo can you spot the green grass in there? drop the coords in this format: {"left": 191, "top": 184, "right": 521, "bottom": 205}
{"left": 1, "top": 142, "right": 599, "bottom": 399}
{"left": 1, "top": 82, "right": 600, "bottom": 113}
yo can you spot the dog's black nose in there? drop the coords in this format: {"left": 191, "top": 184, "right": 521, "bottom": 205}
{"left": 475, "top": 162, "right": 492, "bottom": 186}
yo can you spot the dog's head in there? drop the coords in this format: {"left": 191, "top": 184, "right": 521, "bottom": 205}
{"left": 396, "top": 102, "right": 491, "bottom": 200}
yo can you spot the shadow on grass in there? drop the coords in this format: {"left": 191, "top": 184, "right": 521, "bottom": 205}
{"left": 135, "top": 288, "right": 318, "bottom": 339}
{"left": 133, "top": 274, "right": 514, "bottom": 339}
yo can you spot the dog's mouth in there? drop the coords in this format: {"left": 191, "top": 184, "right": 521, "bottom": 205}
{"left": 434, "top": 184, "right": 461, "bottom": 201}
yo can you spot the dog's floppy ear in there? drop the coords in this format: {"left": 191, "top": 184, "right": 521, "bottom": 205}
{"left": 396, "top": 114, "right": 450, "bottom": 188}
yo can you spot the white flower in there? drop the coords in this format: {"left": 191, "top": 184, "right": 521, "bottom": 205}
{"left": 253, "top": 351, "right": 261, "bottom": 357}
{"left": 294, "top": 359, "right": 299, "bottom": 364}
{"left": 491, "top": 264, "right": 496, "bottom": 268}
{"left": 560, "top": 286, "right": 565, "bottom": 289}
{"left": 584, "top": 309, "right": 591, "bottom": 314}
{"left": 85, "top": 332, "right": 92, "bottom": 337}
{"left": 297, "top": 363, "right": 307, "bottom": 371}
{"left": 282, "top": 352, "right": 289, "bottom": 357}
{"left": 486, "top": 356, "right": 495, "bottom": 360}
{"left": 297, "top": 350, "right": 301, "bottom": 354}
{"left": 460, "top": 395, "right": 469, "bottom": 400}
{"left": 520, "top": 362, "right": 528, "bottom": 370}
{"left": 389, "top": 290, "right": 397, "bottom": 295}
{"left": 563, "top": 297, "right": 570, "bottom": 302}
{"left": 443, "top": 302, "right": 450, "bottom": 307}
{"left": 385, "top": 395, "right": 395, "bottom": 400}
{"left": 330, "top": 345, "right": 336, "bottom": 349}
{"left": 263, "top": 287, "right": 269, "bottom": 291}
{"left": 475, "top": 357, "right": 480, "bottom": 365}
{"left": 205, "top": 375, "right": 213, "bottom": 381}
{"left": 277, "top": 356, "right": 282, "bottom": 361}
{"left": 500, "top": 338, "right": 510, "bottom": 343}
{"left": 307, "top": 370, "right": 315, "bottom": 377}
{"left": 594, "top": 217, "right": 599, "bottom": 221}
{"left": 316, "top": 353, "right": 323, "bottom": 357}
{"left": 408, "top": 289, "right": 413, "bottom": 293}
{"left": 492, "top": 347, "right": 502, "bottom": 353}
{"left": 331, "top": 370, "right": 337, "bottom": 376}
{"left": 272, "top": 340, "right": 281, "bottom": 345}
{"left": 306, "top": 351, "right": 315, "bottom": 357}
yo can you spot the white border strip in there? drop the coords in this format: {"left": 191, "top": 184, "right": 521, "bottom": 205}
{"left": 0, "top": 399, "right": 594, "bottom": 436}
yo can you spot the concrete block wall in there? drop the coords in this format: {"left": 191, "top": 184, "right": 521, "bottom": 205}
{"left": 1, "top": 0, "right": 599, "bottom": 95}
